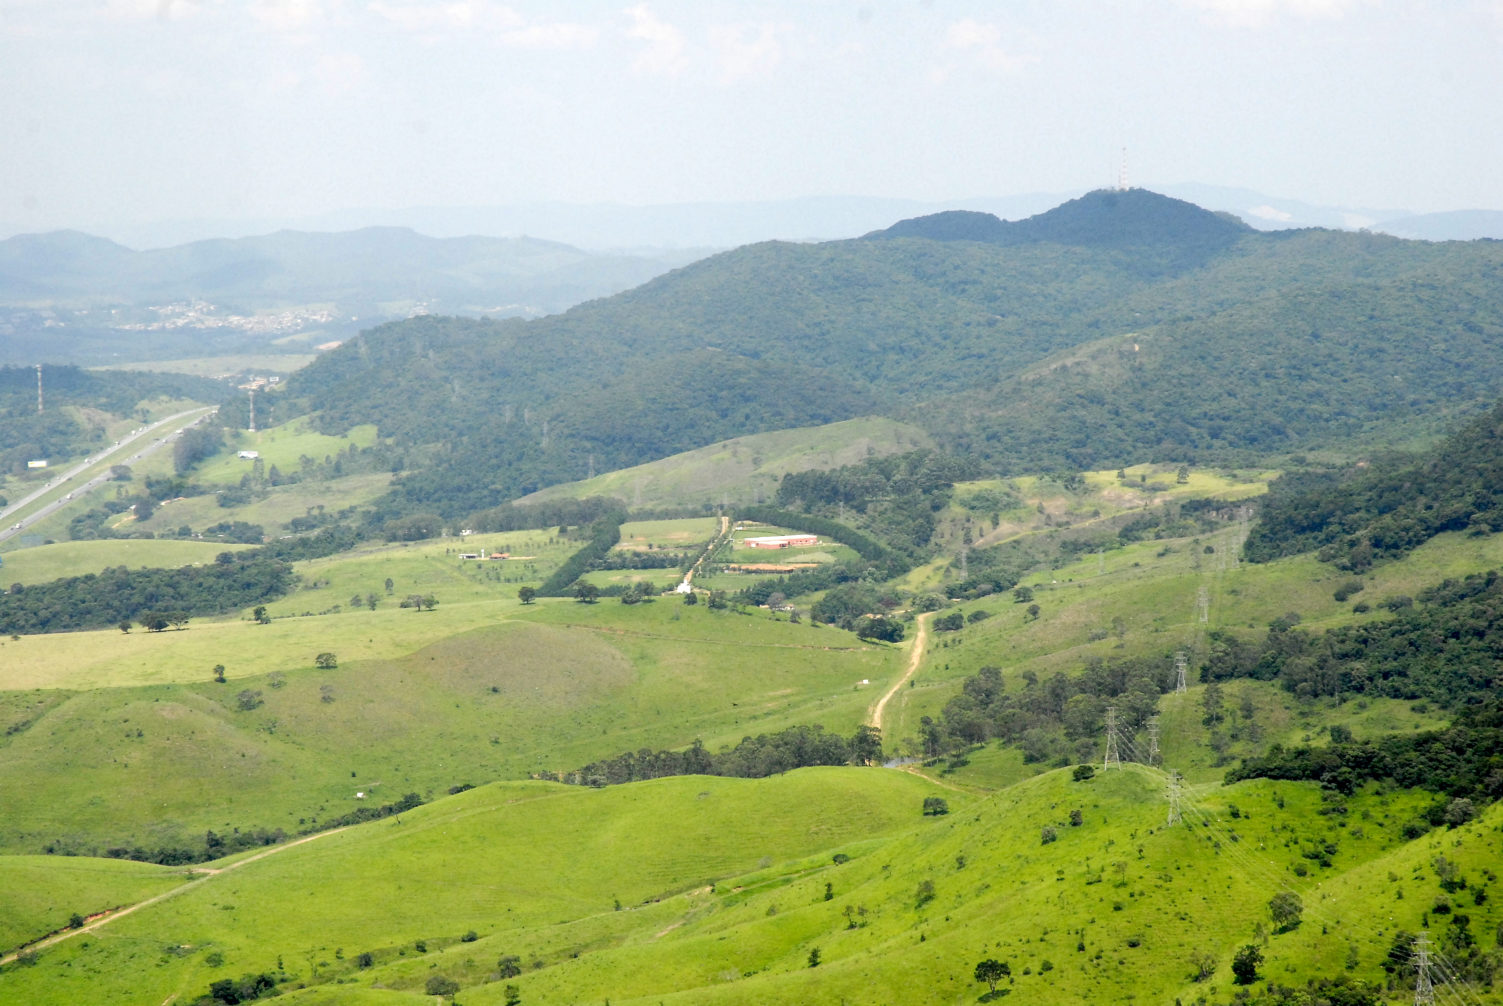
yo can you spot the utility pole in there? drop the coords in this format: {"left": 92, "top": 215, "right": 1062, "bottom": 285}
{"left": 1146, "top": 716, "right": 1160, "bottom": 767}
{"left": 1166, "top": 770, "right": 1182, "bottom": 826}
{"left": 35, "top": 363, "right": 43, "bottom": 413}
{"left": 1103, "top": 706, "right": 1121, "bottom": 770}
{"left": 1175, "top": 651, "right": 1188, "bottom": 694}
{"left": 1413, "top": 931, "right": 1435, "bottom": 1006}
{"left": 248, "top": 387, "right": 257, "bottom": 433}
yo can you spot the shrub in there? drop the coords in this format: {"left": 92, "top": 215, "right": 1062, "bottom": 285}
{"left": 1041, "top": 826, "right": 1058, "bottom": 845}
{"left": 425, "top": 975, "right": 460, "bottom": 996}
{"left": 922, "top": 796, "right": 950, "bottom": 816}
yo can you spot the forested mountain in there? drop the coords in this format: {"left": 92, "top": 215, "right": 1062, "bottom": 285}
{"left": 259, "top": 189, "right": 1503, "bottom": 517}
{"left": 1245, "top": 400, "right": 1503, "bottom": 569}
{"left": 0, "top": 365, "right": 227, "bottom": 474}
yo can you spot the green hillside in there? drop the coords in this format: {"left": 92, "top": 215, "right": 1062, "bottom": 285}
{"left": 245, "top": 190, "right": 1503, "bottom": 518}
{"left": 518, "top": 416, "right": 933, "bottom": 510}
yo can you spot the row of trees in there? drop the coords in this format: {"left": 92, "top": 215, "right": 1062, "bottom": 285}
{"left": 549, "top": 724, "right": 884, "bottom": 787}
{"left": 0, "top": 552, "right": 294, "bottom": 635}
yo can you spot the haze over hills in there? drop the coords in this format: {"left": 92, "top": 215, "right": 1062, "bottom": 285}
{"left": 26, "top": 183, "right": 1503, "bottom": 253}
{"left": 0, "top": 228, "right": 705, "bottom": 367}
{"left": 258, "top": 188, "right": 1503, "bottom": 520}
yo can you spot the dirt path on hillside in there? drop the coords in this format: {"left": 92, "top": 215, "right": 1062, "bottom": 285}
{"left": 869, "top": 611, "right": 931, "bottom": 735}
{"left": 0, "top": 827, "right": 348, "bottom": 966}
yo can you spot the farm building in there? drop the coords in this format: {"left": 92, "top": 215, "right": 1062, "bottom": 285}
{"left": 743, "top": 534, "right": 818, "bottom": 549}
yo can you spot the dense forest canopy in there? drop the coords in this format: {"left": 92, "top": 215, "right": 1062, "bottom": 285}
{"left": 253, "top": 191, "right": 1503, "bottom": 518}
{"left": 1245, "top": 400, "right": 1503, "bottom": 569}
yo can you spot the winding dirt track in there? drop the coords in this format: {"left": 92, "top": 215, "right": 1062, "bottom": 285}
{"left": 869, "top": 611, "right": 931, "bottom": 735}
{"left": 0, "top": 828, "right": 348, "bottom": 966}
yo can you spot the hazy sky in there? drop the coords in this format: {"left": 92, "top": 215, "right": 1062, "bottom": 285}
{"left": 4, "top": 0, "right": 1501, "bottom": 238}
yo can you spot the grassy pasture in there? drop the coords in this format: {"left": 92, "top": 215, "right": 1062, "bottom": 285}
{"left": 94, "top": 354, "right": 317, "bottom": 378}
{"left": 0, "top": 854, "right": 186, "bottom": 954}
{"left": 0, "top": 539, "right": 257, "bottom": 585}
{"left": 0, "top": 769, "right": 948, "bottom": 1004}
{"left": 126, "top": 472, "right": 394, "bottom": 538}
{"left": 518, "top": 416, "right": 934, "bottom": 510}
{"left": 193, "top": 420, "right": 380, "bottom": 487}
{"left": 5, "top": 764, "right": 1488, "bottom": 1005}
{"left": 0, "top": 599, "right": 902, "bottom": 856}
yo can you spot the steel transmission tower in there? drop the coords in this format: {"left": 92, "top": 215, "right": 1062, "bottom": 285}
{"left": 1166, "top": 771, "right": 1182, "bottom": 826}
{"left": 1146, "top": 716, "right": 1161, "bottom": 767}
{"left": 1413, "top": 931, "right": 1435, "bottom": 1006}
{"left": 1103, "top": 706, "right": 1122, "bottom": 770}
{"left": 1175, "top": 652, "right": 1188, "bottom": 693}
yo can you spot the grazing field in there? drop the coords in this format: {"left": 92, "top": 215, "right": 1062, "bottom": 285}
{"left": 2, "top": 762, "right": 1489, "bottom": 1005}
{"left": 194, "top": 420, "right": 381, "bottom": 487}
{"left": 519, "top": 416, "right": 934, "bottom": 510}
{"left": 0, "top": 597, "right": 903, "bottom": 857}
{"left": 0, "top": 539, "right": 257, "bottom": 585}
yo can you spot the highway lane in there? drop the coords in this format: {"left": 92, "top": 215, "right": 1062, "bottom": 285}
{"left": 0, "top": 407, "right": 216, "bottom": 545}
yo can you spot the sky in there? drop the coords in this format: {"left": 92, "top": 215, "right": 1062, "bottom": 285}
{"left": 3, "top": 0, "right": 1502, "bottom": 241}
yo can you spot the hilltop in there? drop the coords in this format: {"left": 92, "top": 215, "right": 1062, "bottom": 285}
{"left": 256, "top": 189, "right": 1503, "bottom": 518}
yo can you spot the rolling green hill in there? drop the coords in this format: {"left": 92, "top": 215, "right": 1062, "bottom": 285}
{"left": 251, "top": 190, "right": 1503, "bottom": 518}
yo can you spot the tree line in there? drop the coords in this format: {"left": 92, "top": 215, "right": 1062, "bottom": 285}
{"left": 1245, "top": 399, "right": 1503, "bottom": 570}
{"left": 545, "top": 723, "right": 884, "bottom": 787}
{"left": 0, "top": 551, "right": 293, "bottom": 635}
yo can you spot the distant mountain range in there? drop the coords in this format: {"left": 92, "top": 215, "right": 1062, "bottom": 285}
{"left": 0, "top": 228, "right": 704, "bottom": 367}
{"left": 261, "top": 188, "right": 1503, "bottom": 519}
{"left": 9, "top": 182, "right": 1497, "bottom": 253}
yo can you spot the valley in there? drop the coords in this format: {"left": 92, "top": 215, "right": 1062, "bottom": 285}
{"left": 2, "top": 191, "right": 1502, "bottom": 1005}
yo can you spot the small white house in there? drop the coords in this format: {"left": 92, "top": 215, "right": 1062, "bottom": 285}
{"left": 237, "top": 450, "right": 260, "bottom": 460}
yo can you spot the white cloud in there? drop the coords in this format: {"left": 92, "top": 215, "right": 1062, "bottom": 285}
{"left": 1246, "top": 204, "right": 1294, "bottom": 221}
{"left": 708, "top": 21, "right": 785, "bottom": 83}
{"left": 367, "top": 1, "right": 521, "bottom": 33}
{"left": 103, "top": 0, "right": 203, "bottom": 21}
{"left": 312, "top": 49, "right": 365, "bottom": 95}
{"left": 1178, "top": 0, "right": 1370, "bottom": 28}
{"left": 942, "top": 18, "right": 1037, "bottom": 75}
{"left": 624, "top": 3, "right": 688, "bottom": 77}
{"left": 499, "top": 21, "right": 598, "bottom": 50}
{"left": 249, "top": 0, "right": 325, "bottom": 33}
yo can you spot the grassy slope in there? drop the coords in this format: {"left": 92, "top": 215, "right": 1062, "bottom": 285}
{"left": 517, "top": 416, "right": 934, "bottom": 510}
{"left": 0, "top": 599, "right": 900, "bottom": 856}
{"left": 0, "top": 770, "right": 949, "bottom": 1004}
{"left": 0, "top": 539, "right": 257, "bottom": 585}
{"left": 6, "top": 767, "right": 1495, "bottom": 1005}
{"left": 0, "top": 855, "right": 185, "bottom": 953}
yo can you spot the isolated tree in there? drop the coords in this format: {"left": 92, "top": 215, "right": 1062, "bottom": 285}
{"left": 1269, "top": 890, "right": 1303, "bottom": 931}
{"left": 497, "top": 955, "right": 522, "bottom": 978}
{"left": 118, "top": 620, "right": 132, "bottom": 633}
{"left": 856, "top": 615, "right": 904, "bottom": 643}
{"left": 212, "top": 664, "right": 226, "bottom": 684}
{"left": 922, "top": 796, "right": 949, "bottom": 816}
{"left": 573, "top": 582, "right": 599, "bottom": 603}
{"left": 384, "top": 577, "right": 394, "bottom": 594}
{"left": 518, "top": 586, "right": 536, "bottom": 605}
{"left": 807, "top": 946, "right": 821, "bottom": 968}
{"left": 315, "top": 652, "right": 338, "bottom": 669}
{"left": 850, "top": 724, "right": 883, "bottom": 765}
{"left": 974, "top": 958, "right": 1011, "bottom": 992}
{"left": 1026, "top": 603, "right": 1040, "bottom": 620}
{"left": 1012, "top": 585, "right": 1034, "bottom": 603}
{"left": 252, "top": 605, "right": 270, "bottom": 625}
{"left": 139, "top": 612, "right": 169, "bottom": 632}
{"left": 682, "top": 589, "right": 698, "bottom": 606}
{"left": 365, "top": 592, "right": 379, "bottom": 610}
{"left": 1190, "top": 949, "right": 1217, "bottom": 982}
{"left": 1231, "top": 944, "right": 1262, "bottom": 985}
{"left": 425, "top": 974, "right": 459, "bottom": 996}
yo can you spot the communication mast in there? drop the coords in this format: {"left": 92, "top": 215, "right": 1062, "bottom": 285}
{"left": 248, "top": 387, "right": 257, "bottom": 433}
{"left": 36, "top": 363, "right": 43, "bottom": 412}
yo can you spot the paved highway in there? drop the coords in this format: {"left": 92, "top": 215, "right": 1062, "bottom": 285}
{"left": 0, "top": 407, "right": 217, "bottom": 545}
